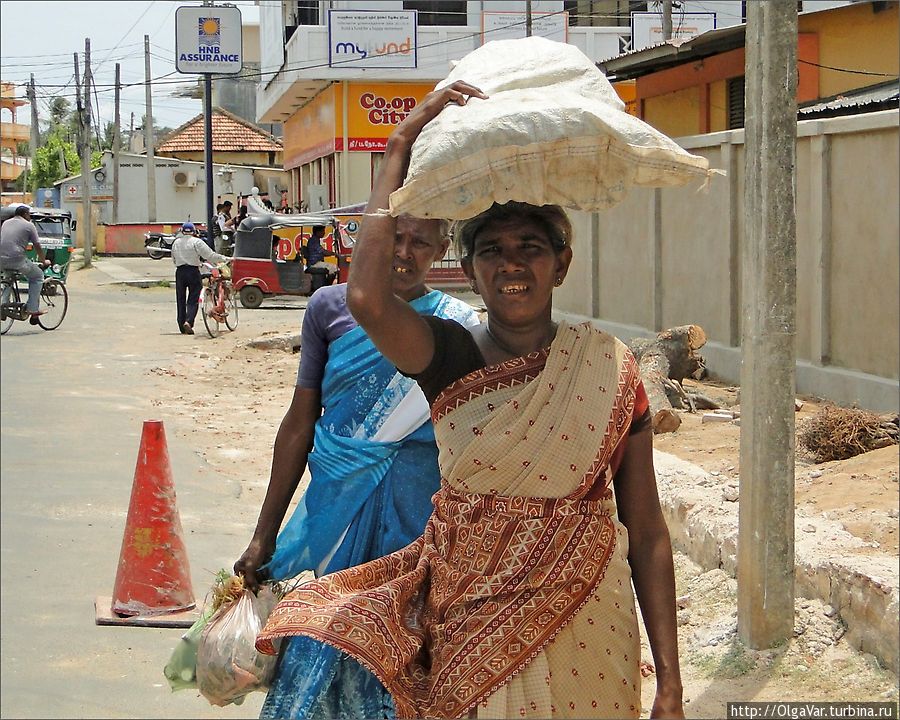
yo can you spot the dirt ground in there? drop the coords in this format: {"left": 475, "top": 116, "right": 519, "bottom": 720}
{"left": 146, "top": 297, "right": 899, "bottom": 717}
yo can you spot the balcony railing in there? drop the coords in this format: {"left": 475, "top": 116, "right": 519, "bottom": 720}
{"left": 1, "top": 122, "right": 30, "bottom": 144}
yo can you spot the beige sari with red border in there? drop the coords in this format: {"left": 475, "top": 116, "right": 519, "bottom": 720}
{"left": 258, "top": 322, "right": 642, "bottom": 719}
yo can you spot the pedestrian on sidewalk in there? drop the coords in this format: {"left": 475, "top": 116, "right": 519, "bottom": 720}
{"left": 233, "top": 215, "right": 479, "bottom": 718}
{"left": 0, "top": 204, "right": 50, "bottom": 324}
{"left": 171, "top": 222, "right": 229, "bottom": 335}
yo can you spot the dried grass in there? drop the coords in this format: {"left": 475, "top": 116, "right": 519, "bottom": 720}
{"left": 798, "top": 405, "right": 899, "bottom": 463}
{"left": 210, "top": 570, "right": 245, "bottom": 612}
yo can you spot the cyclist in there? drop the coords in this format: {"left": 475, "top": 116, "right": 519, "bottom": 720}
{"left": 171, "top": 221, "right": 229, "bottom": 335}
{"left": 0, "top": 204, "right": 50, "bottom": 325}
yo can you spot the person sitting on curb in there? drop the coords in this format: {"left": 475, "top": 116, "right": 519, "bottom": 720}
{"left": 171, "top": 222, "right": 230, "bottom": 335}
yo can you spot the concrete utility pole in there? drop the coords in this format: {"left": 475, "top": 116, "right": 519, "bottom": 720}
{"left": 738, "top": 0, "right": 798, "bottom": 649}
{"left": 662, "top": 0, "right": 673, "bottom": 41}
{"left": 144, "top": 35, "right": 157, "bottom": 223}
{"left": 27, "top": 75, "right": 39, "bottom": 194}
{"left": 81, "top": 39, "right": 93, "bottom": 268}
{"left": 113, "top": 63, "right": 121, "bottom": 224}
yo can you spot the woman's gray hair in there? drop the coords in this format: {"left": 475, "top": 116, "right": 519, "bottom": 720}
{"left": 397, "top": 214, "right": 451, "bottom": 243}
{"left": 452, "top": 202, "right": 573, "bottom": 259}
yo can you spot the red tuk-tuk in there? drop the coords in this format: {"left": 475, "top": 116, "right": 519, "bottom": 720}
{"left": 230, "top": 210, "right": 360, "bottom": 309}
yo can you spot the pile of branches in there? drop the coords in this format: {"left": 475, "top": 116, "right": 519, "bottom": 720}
{"left": 798, "top": 405, "right": 899, "bottom": 463}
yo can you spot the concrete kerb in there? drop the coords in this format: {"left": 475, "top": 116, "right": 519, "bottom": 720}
{"left": 71, "top": 253, "right": 174, "bottom": 287}
{"left": 654, "top": 450, "right": 899, "bottom": 674}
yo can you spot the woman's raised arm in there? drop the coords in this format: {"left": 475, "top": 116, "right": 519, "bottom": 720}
{"left": 347, "top": 81, "right": 486, "bottom": 375}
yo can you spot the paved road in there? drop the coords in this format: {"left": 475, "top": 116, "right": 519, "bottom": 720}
{"left": 1, "top": 259, "right": 267, "bottom": 718}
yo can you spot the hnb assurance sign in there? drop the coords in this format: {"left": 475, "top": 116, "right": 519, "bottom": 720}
{"left": 175, "top": 5, "right": 242, "bottom": 74}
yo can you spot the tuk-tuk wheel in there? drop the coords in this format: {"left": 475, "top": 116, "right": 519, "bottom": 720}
{"left": 239, "top": 285, "right": 264, "bottom": 309}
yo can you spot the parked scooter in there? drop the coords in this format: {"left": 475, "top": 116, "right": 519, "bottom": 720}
{"left": 144, "top": 230, "right": 177, "bottom": 260}
{"left": 145, "top": 226, "right": 227, "bottom": 259}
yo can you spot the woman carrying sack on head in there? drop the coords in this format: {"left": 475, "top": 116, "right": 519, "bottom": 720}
{"left": 256, "top": 81, "right": 684, "bottom": 720}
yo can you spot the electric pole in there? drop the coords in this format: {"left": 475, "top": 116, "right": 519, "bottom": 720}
{"left": 113, "top": 63, "right": 121, "bottom": 224}
{"left": 144, "top": 35, "right": 157, "bottom": 223}
{"left": 82, "top": 38, "right": 93, "bottom": 267}
{"left": 738, "top": 0, "right": 798, "bottom": 650}
{"left": 525, "top": 0, "right": 533, "bottom": 37}
{"left": 662, "top": 0, "right": 673, "bottom": 41}
{"left": 27, "top": 75, "right": 39, "bottom": 196}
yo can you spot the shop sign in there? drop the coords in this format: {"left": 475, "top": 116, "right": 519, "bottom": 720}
{"left": 328, "top": 10, "right": 417, "bottom": 69}
{"left": 175, "top": 5, "right": 243, "bottom": 74}
{"left": 344, "top": 83, "right": 432, "bottom": 152}
{"left": 482, "top": 11, "right": 568, "bottom": 43}
{"left": 631, "top": 12, "right": 715, "bottom": 51}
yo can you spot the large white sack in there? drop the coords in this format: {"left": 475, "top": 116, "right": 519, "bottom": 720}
{"left": 389, "top": 36, "right": 713, "bottom": 220}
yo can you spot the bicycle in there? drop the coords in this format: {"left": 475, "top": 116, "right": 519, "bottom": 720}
{"left": 1, "top": 267, "right": 69, "bottom": 335}
{"left": 200, "top": 261, "right": 238, "bottom": 338}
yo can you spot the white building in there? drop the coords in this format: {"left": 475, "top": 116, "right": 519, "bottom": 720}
{"left": 56, "top": 150, "right": 289, "bottom": 225}
{"left": 257, "top": 1, "right": 852, "bottom": 210}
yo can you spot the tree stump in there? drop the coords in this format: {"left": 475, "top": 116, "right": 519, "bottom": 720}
{"left": 629, "top": 325, "right": 708, "bottom": 434}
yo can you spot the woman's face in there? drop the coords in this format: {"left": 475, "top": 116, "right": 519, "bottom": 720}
{"left": 463, "top": 216, "right": 572, "bottom": 326}
{"left": 390, "top": 216, "right": 449, "bottom": 301}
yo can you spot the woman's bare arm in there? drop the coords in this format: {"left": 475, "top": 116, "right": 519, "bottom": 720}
{"left": 614, "top": 427, "right": 685, "bottom": 719}
{"left": 347, "top": 81, "right": 486, "bottom": 375}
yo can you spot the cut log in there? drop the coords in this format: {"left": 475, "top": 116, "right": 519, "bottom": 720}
{"left": 629, "top": 325, "right": 708, "bottom": 434}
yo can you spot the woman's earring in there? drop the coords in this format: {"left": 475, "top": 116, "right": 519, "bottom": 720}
{"left": 554, "top": 277, "right": 563, "bottom": 287}
{"left": 470, "top": 280, "right": 479, "bottom": 294}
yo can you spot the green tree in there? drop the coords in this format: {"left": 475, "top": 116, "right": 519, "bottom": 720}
{"left": 30, "top": 131, "right": 81, "bottom": 190}
{"left": 101, "top": 121, "right": 117, "bottom": 151}
{"left": 42, "top": 97, "right": 78, "bottom": 145}
{"left": 48, "top": 97, "right": 70, "bottom": 125}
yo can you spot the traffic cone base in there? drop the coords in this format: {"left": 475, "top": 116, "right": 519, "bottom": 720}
{"left": 94, "top": 596, "right": 197, "bottom": 628}
{"left": 108, "top": 420, "right": 195, "bottom": 620}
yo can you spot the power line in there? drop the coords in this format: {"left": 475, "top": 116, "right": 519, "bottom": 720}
{"left": 798, "top": 58, "right": 898, "bottom": 78}
{"left": 0, "top": 42, "right": 142, "bottom": 60}
{"left": 21, "top": 11, "right": 897, "bottom": 102}
{"left": 27, "top": 10, "right": 577, "bottom": 91}
{"left": 94, "top": 1, "right": 158, "bottom": 75}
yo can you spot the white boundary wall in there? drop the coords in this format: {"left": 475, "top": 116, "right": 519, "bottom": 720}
{"left": 555, "top": 109, "right": 899, "bottom": 412}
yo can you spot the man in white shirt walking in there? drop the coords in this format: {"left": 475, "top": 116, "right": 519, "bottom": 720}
{"left": 171, "top": 222, "right": 229, "bottom": 334}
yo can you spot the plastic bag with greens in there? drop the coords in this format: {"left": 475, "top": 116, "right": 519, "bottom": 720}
{"left": 163, "top": 603, "right": 217, "bottom": 692}
{"left": 196, "top": 582, "right": 280, "bottom": 707}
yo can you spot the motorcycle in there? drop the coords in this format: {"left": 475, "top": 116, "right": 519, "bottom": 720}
{"left": 145, "top": 228, "right": 232, "bottom": 259}
{"left": 144, "top": 231, "right": 176, "bottom": 260}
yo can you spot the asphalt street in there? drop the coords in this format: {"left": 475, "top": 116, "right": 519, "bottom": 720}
{"left": 1, "top": 258, "right": 267, "bottom": 718}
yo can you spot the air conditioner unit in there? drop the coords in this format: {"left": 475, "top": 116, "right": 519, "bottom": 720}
{"left": 173, "top": 170, "right": 197, "bottom": 188}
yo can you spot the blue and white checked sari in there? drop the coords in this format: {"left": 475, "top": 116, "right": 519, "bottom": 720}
{"left": 260, "top": 290, "right": 478, "bottom": 720}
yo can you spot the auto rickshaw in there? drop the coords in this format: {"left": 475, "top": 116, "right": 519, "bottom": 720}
{"left": 0, "top": 205, "right": 76, "bottom": 282}
{"left": 230, "top": 212, "right": 355, "bottom": 309}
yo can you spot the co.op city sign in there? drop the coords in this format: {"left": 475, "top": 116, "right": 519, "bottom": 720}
{"left": 175, "top": 5, "right": 243, "bottom": 75}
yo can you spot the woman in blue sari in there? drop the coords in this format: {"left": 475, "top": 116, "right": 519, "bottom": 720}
{"left": 234, "top": 215, "right": 478, "bottom": 719}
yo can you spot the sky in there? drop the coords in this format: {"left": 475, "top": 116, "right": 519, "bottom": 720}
{"left": 0, "top": 0, "right": 260, "bottom": 132}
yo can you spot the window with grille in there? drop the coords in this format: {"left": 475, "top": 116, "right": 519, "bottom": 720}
{"left": 727, "top": 76, "right": 745, "bottom": 129}
{"left": 294, "top": 1, "right": 318, "bottom": 26}
{"left": 403, "top": 1, "right": 466, "bottom": 27}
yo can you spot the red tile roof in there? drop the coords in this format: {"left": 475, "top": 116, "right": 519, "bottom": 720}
{"left": 157, "top": 107, "right": 282, "bottom": 153}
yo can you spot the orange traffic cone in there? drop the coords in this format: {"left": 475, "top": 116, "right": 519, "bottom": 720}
{"left": 110, "top": 420, "right": 195, "bottom": 617}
